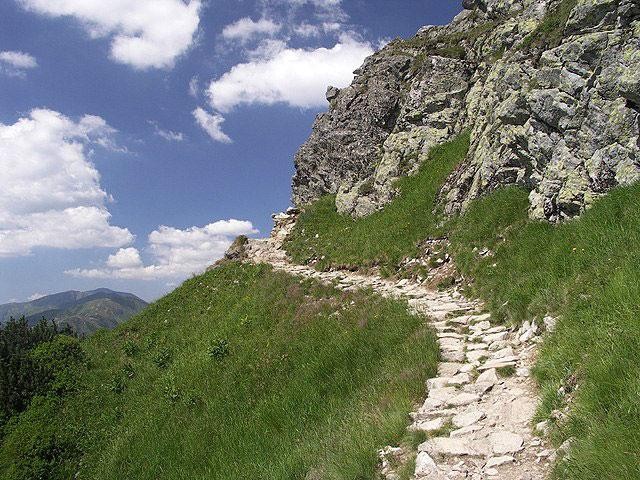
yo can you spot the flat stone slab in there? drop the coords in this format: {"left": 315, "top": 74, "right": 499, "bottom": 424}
{"left": 453, "top": 410, "right": 486, "bottom": 428}
{"left": 485, "top": 455, "right": 515, "bottom": 468}
{"left": 466, "top": 381, "right": 494, "bottom": 395}
{"left": 485, "top": 326, "right": 507, "bottom": 334}
{"left": 468, "top": 313, "right": 491, "bottom": 323}
{"left": 483, "top": 331, "right": 509, "bottom": 343}
{"left": 411, "top": 417, "right": 448, "bottom": 433}
{"left": 470, "top": 320, "right": 491, "bottom": 331}
{"left": 466, "top": 350, "right": 489, "bottom": 362}
{"left": 442, "top": 350, "right": 465, "bottom": 362}
{"left": 419, "top": 397, "right": 444, "bottom": 413}
{"left": 448, "top": 372, "right": 471, "bottom": 385}
{"left": 447, "top": 392, "right": 480, "bottom": 407}
{"left": 492, "top": 347, "right": 515, "bottom": 359}
{"left": 490, "top": 431, "right": 524, "bottom": 455}
{"left": 429, "top": 387, "right": 458, "bottom": 402}
{"left": 476, "top": 368, "right": 499, "bottom": 385}
{"left": 478, "top": 357, "right": 519, "bottom": 371}
{"left": 450, "top": 424, "right": 483, "bottom": 437}
{"left": 438, "top": 332, "right": 465, "bottom": 339}
{"left": 420, "top": 437, "right": 482, "bottom": 457}
{"left": 447, "top": 315, "right": 471, "bottom": 325}
{"left": 438, "top": 362, "right": 463, "bottom": 376}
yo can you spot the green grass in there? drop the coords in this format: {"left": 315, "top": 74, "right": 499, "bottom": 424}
{"left": 496, "top": 365, "right": 516, "bottom": 378}
{"left": 0, "top": 263, "right": 439, "bottom": 480}
{"left": 520, "top": 0, "right": 578, "bottom": 52}
{"left": 283, "top": 126, "right": 640, "bottom": 478}
{"left": 446, "top": 184, "right": 640, "bottom": 479}
{"left": 285, "top": 133, "right": 470, "bottom": 272}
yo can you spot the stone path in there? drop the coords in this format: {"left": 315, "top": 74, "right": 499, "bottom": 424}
{"left": 243, "top": 214, "right": 553, "bottom": 480}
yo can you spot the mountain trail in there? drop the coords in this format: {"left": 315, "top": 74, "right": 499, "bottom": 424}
{"left": 243, "top": 213, "right": 554, "bottom": 480}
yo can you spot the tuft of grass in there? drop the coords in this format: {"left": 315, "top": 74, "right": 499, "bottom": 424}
{"left": 0, "top": 263, "right": 439, "bottom": 480}
{"left": 426, "top": 419, "right": 455, "bottom": 439}
{"left": 286, "top": 133, "right": 470, "bottom": 271}
{"left": 520, "top": 0, "right": 578, "bottom": 52}
{"left": 496, "top": 365, "right": 516, "bottom": 378}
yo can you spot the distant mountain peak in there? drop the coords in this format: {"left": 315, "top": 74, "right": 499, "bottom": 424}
{"left": 0, "top": 289, "right": 148, "bottom": 335}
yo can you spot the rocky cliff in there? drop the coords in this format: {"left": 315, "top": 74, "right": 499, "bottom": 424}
{"left": 292, "top": 0, "right": 640, "bottom": 222}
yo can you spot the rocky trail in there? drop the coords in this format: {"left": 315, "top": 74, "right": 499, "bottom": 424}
{"left": 241, "top": 214, "right": 555, "bottom": 480}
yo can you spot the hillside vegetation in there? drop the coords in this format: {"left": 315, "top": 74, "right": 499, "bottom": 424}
{"left": 449, "top": 185, "right": 640, "bottom": 479}
{"left": 284, "top": 133, "right": 640, "bottom": 479}
{"left": 286, "top": 133, "right": 470, "bottom": 272}
{"left": 0, "top": 263, "right": 439, "bottom": 480}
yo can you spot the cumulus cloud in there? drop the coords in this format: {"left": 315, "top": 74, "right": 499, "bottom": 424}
{"left": 0, "top": 109, "right": 133, "bottom": 257}
{"left": 222, "top": 17, "right": 281, "bottom": 43}
{"left": 206, "top": 33, "right": 373, "bottom": 112}
{"left": 17, "top": 0, "right": 201, "bottom": 70}
{"left": 148, "top": 121, "right": 184, "bottom": 142}
{"left": 192, "top": 107, "right": 232, "bottom": 143}
{"left": 67, "top": 220, "right": 258, "bottom": 280}
{"left": 0, "top": 50, "right": 38, "bottom": 76}
{"left": 106, "top": 247, "right": 144, "bottom": 269}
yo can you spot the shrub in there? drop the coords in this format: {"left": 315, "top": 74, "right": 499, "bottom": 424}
{"left": 208, "top": 339, "right": 230, "bottom": 361}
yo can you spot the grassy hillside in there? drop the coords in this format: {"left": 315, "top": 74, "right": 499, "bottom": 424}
{"left": 282, "top": 131, "right": 640, "bottom": 478}
{"left": 447, "top": 186, "right": 640, "bottom": 479}
{"left": 286, "top": 133, "right": 470, "bottom": 272}
{"left": 0, "top": 263, "right": 439, "bottom": 480}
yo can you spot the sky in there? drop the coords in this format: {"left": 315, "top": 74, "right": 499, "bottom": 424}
{"left": 0, "top": 0, "right": 461, "bottom": 303}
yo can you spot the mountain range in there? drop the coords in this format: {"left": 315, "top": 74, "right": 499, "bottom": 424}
{"left": 0, "top": 288, "right": 148, "bottom": 335}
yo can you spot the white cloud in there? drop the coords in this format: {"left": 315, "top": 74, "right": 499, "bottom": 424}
{"left": 0, "top": 50, "right": 38, "bottom": 76}
{"left": 17, "top": 0, "right": 201, "bottom": 70}
{"left": 293, "top": 23, "right": 321, "bottom": 37}
{"left": 245, "top": 39, "right": 288, "bottom": 60}
{"left": 0, "top": 109, "right": 133, "bottom": 257}
{"left": 148, "top": 121, "right": 184, "bottom": 142}
{"left": 206, "top": 33, "right": 373, "bottom": 112}
{"left": 192, "top": 107, "right": 232, "bottom": 143}
{"left": 0, "top": 51, "right": 37, "bottom": 69}
{"left": 28, "top": 293, "right": 46, "bottom": 301}
{"left": 266, "top": 0, "right": 347, "bottom": 22}
{"left": 222, "top": 17, "right": 281, "bottom": 43}
{"left": 67, "top": 220, "right": 258, "bottom": 280}
{"left": 189, "top": 76, "right": 200, "bottom": 98}
{"left": 106, "top": 247, "right": 143, "bottom": 269}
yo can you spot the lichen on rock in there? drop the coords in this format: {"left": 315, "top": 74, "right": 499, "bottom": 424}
{"left": 291, "top": 0, "right": 640, "bottom": 222}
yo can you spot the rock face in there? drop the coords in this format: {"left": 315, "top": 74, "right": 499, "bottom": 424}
{"left": 291, "top": 0, "right": 640, "bottom": 222}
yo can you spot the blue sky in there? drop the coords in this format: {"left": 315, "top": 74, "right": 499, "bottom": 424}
{"left": 0, "top": 0, "right": 461, "bottom": 303}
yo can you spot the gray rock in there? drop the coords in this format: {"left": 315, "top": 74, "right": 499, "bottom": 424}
{"left": 291, "top": 0, "right": 640, "bottom": 223}
{"left": 447, "top": 392, "right": 481, "bottom": 406}
{"left": 485, "top": 455, "right": 515, "bottom": 468}
{"left": 420, "top": 437, "right": 482, "bottom": 457}
{"left": 453, "top": 409, "right": 486, "bottom": 428}
{"left": 490, "top": 431, "right": 524, "bottom": 454}
{"left": 414, "top": 451, "right": 439, "bottom": 476}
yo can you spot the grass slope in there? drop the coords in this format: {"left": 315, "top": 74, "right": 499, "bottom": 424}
{"left": 0, "top": 263, "right": 439, "bottom": 480}
{"left": 283, "top": 130, "right": 640, "bottom": 478}
{"left": 447, "top": 186, "right": 640, "bottom": 479}
{"left": 286, "top": 133, "right": 470, "bottom": 272}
